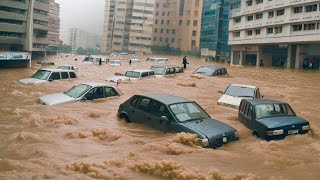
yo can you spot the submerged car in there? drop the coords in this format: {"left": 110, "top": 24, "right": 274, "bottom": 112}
{"left": 130, "top": 58, "right": 140, "bottom": 64}
{"left": 150, "top": 65, "right": 178, "bottom": 77}
{"left": 106, "top": 70, "right": 155, "bottom": 82}
{"left": 57, "top": 65, "right": 78, "bottom": 71}
{"left": 109, "top": 60, "right": 122, "bottom": 66}
{"left": 238, "top": 99, "right": 310, "bottom": 141}
{"left": 38, "top": 82, "right": 123, "bottom": 105}
{"left": 118, "top": 94, "right": 239, "bottom": 148}
{"left": 82, "top": 56, "right": 107, "bottom": 64}
{"left": 217, "top": 84, "right": 262, "bottom": 108}
{"left": 193, "top": 66, "right": 228, "bottom": 77}
{"left": 147, "top": 57, "right": 168, "bottom": 63}
{"left": 19, "top": 68, "right": 77, "bottom": 84}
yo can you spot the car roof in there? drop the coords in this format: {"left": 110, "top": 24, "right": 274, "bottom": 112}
{"left": 82, "top": 82, "right": 109, "bottom": 87}
{"left": 141, "top": 94, "right": 192, "bottom": 105}
{"left": 39, "top": 68, "right": 74, "bottom": 72}
{"left": 198, "top": 65, "right": 226, "bottom": 69}
{"left": 230, "top": 84, "right": 257, "bottom": 89}
{"left": 244, "top": 99, "right": 286, "bottom": 106}
{"left": 110, "top": 60, "right": 121, "bottom": 61}
{"left": 151, "top": 65, "right": 178, "bottom": 68}
{"left": 127, "top": 69, "right": 154, "bottom": 73}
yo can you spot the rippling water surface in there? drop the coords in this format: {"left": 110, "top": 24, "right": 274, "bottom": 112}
{"left": 0, "top": 55, "right": 319, "bottom": 179}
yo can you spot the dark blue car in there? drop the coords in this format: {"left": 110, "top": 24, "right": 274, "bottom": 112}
{"left": 238, "top": 99, "right": 310, "bottom": 141}
{"left": 118, "top": 94, "right": 239, "bottom": 148}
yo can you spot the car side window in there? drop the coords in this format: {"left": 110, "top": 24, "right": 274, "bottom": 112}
{"left": 84, "top": 89, "right": 94, "bottom": 100}
{"left": 137, "top": 98, "right": 151, "bottom": 112}
{"left": 130, "top": 96, "right": 140, "bottom": 107}
{"left": 69, "top": 72, "right": 77, "bottom": 78}
{"left": 248, "top": 105, "right": 253, "bottom": 119}
{"left": 49, "top": 72, "right": 60, "bottom": 80}
{"left": 105, "top": 87, "right": 118, "bottom": 97}
{"left": 243, "top": 102, "right": 249, "bottom": 116}
{"left": 61, "top": 72, "right": 69, "bottom": 79}
{"left": 149, "top": 71, "right": 155, "bottom": 76}
{"left": 165, "top": 69, "right": 170, "bottom": 75}
{"left": 141, "top": 72, "right": 148, "bottom": 77}
{"left": 149, "top": 101, "right": 171, "bottom": 119}
{"left": 92, "top": 87, "right": 105, "bottom": 99}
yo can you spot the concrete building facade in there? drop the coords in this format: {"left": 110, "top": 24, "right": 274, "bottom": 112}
{"left": 200, "top": 0, "right": 230, "bottom": 62}
{"left": 0, "top": 0, "right": 50, "bottom": 54}
{"left": 152, "top": 0, "right": 203, "bottom": 52}
{"left": 68, "top": 28, "right": 100, "bottom": 51}
{"left": 47, "top": 0, "right": 61, "bottom": 54}
{"left": 101, "top": 0, "right": 155, "bottom": 54}
{"left": 229, "top": 0, "right": 320, "bottom": 69}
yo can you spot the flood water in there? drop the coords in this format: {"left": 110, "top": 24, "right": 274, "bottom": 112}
{"left": 0, "top": 55, "right": 319, "bottom": 180}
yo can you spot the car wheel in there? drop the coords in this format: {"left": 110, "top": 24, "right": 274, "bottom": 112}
{"left": 120, "top": 113, "right": 130, "bottom": 122}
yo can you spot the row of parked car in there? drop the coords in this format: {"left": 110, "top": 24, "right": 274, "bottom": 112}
{"left": 19, "top": 58, "right": 310, "bottom": 148}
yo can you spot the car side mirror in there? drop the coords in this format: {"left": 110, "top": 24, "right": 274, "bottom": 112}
{"left": 160, "top": 116, "right": 170, "bottom": 122}
{"left": 218, "top": 90, "right": 223, "bottom": 94}
{"left": 48, "top": 79, "right": 53, "bottom": 82}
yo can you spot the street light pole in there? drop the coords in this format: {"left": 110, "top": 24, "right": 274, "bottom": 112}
{"left": 140, "top": 21, "right": 145, "bottom": 55}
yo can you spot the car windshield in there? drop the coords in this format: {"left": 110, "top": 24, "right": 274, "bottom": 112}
{"left": 58, "top": 66, "right": 69, "bottom": 70}
{"left": 169, "top": 102, "right": 210, "bottom": 122}
{"left": 225, "top": 86, "right": 255, "bottom": 98}
{"left": 64, "top": 84, "right": 92, "bottom": 98}
{"left": 31, "top": 70, "right": 51, "bottom": 80}
{"left": 83, "top": 57, "right": 93, "bottom": 62}
{"left": 125, "top": 71, "right": 140, "bottom": 78}
{"left": 151, "top": 67, "right": 166, "bottom": 75}
{"left": 255, "top": 103, "right": 295, "bottom": 119}
{"left": 194, "top": 67, "right": 215, "bottom": 77}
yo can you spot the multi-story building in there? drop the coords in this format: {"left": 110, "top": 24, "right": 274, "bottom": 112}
{"left": 0, "top": 0, "right": 50, "bottom": 54}
{"left": 200, "top": 0, "right": 230, "bottom": 62}
{"left": 229, "top": 0, "right": 320, "bottom": 68}
{"left": 47, "top": 0, "right": 61, "bottom": 54}
{"left": 101, "top": 0, "right": 155, "bottom": 54}
{"left": 68, "top": 28, "right": 100, "bottom": 51}
{"left": 152, "top": 0, "right": 203, "bottom": 52}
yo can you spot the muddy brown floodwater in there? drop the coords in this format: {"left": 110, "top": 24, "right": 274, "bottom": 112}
{"left": 0, "top": 55, "right": 319, "bottom": 180}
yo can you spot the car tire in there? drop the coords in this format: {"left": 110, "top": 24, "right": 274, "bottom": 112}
{"left": 120, "top": 113, "right": 130, "bottom": 122}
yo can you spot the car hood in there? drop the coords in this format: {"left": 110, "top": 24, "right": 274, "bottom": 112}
{"left": 106, "top": 75, "right": 131, "bottom": 82}
{"left": 182, "top": 118, "right": 236, "bottom": 138}
{"left": 19, "top": 78, "right": 47, "bottom": 84}
{"left": 39, "top": 93, "right": 76, "bottom": 106}
{"left": 257, "top": 116, "right": 309, "bottom": 129}
{"left": 218, "top": 94, "right": 253, "bottom": 108}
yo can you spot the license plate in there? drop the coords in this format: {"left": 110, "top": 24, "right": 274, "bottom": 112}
{"left": 222, "top": 137, "right": 227, "bottom": 143}
{"left": 288, "top": 129, "right": 298, "bottom": 135}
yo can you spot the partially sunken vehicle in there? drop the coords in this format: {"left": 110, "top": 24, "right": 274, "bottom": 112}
{"left": 109, "top": 60, "right": 122, "bottom": 66}
{"left": 82, "top": 56, "right": 108, "bottom": 64}
{"left": 217, "top": 84, "right": 262, "bottom": 108}
{"left": 19, "top": 68, "right": 77, "bottom": 84}
{"left": 118, "top": 94, "right": 239, "bottom": 148}
{"left": 106, "top": 70, "right": 155, "bottom": 82}
{"left": 150, "top": 65, "right": 178, "bottom": 77}
{"left": 193, "top": 66, "right": 228, "bottom": 77}
{"left": 57, "top": 65, "right": 78, "bottom": 71}
{"left": 147, "top": 57, "right": 168, "bottom": 63}
{"left": 38, "top": 82, "right": 123, "bottom": 105}
{"left": 238, "top": 99, "right": 310, "bottom": 141}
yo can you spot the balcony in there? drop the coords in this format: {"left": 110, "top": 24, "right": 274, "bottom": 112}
{"left": 0, "top": 11, "right": 27, "bottom": 22}
{"left": 0, "top": 23, "right": 26, "bottom": 33}
{"left": 34, "top": 2, "right": 49, "bottom": 11}
{"left": 0, "top": 0, "right": 28, "bottom": 10}
{"left": 0, "top": 35, "right": 23, "bottom": 44}
{"left": 33, "top": 13, "right": 49, "bottom": 22}
{"left": 33, "top": 37, "right": 49, "bottom": 45}
{"left": 33, "top": 23, "right": 49, "bottom": 31}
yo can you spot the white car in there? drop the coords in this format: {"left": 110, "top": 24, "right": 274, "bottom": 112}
{"left": 109, "top": 60, "right": 122, "bottom": 66}
{"left": 217, "top": 84, "right": 263, "bottom": 108}
{"left": 147, "top": 57, "right": 168, "bottom": 63}
{"left": 57, "top": 65, "right": 78, "bottom": 71}
{"left": 82, "top": 56, "right": 107, "bottom": 64}
{"left": 150, "top": 65, "right": 180, "bottom": 78}
{"left": 19, "top": 68, "right": 77, "bottom": 84}
{"left": 106, "top": 69, "right": 155, "bottom": 82}
{"left": 38, "top": 82, "right": 123, "bottom": 106}
{"left": 130, "top": 58, "right": 140, "bottom": 64}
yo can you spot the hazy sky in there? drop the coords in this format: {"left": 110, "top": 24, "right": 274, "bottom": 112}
{"left": 56, "top": 0, "right": 105, "bottom": 44}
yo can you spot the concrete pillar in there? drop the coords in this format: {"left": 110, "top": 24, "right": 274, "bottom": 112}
{"left": 295, "top": 45, "right": 301, "bottom": 69}
{"left": 230, "top": 51, "right": 234, "bottom": 65}
{"left": 287, "top": 45, "right": 292, "bottom": 68}
{"left": 239, "top": 51, "right": 243, "bottom": 65}
{"left": 256, "top": 46, "right": 261, "bottom": 67}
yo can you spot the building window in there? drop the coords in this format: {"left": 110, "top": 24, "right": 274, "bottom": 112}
{"left": 160, "top": 29, "right": 163, "bottom": 33}
{"left": 160, "top": 37, "right": 162, "bottom": 41}
{"left": 167, "top": 20, "right": 170, "bottom": 25}
{"left": 293, "top": 24, "right": 302, "bottom": 31}
{"left": 305, "top": 4, "right": 317, "bottom": 12}
{"left": 256, "top": 13, "right": 263, "bottom": 20}
{"left": 192, "top": 31, "right": 197, "bottom": 36}
{"left": 246, "top": 0, "right": 252, "bottom": 6}
{"left": 293, "top": 6, "right": 303, "bottom": 14}
{"left": 276, "top": 9, "right": 285, "bottom": 16}
{"left": 255, "top": 29, "right": 261, "bottom": 35}
{"left": 167, "top": 12, "right": 170, "bottom": 16}
{"left": 179, "top": 20, "right": 182, "bottom": 25}
{"left": 154, "top": 28, "right": 158, "bottom": 33}
{"left": 172, "top": 29, "right": 176, "bottom": 34}
{"left": 155, "top": 20, "right": 158, "bottom": 24}
{"left": 233, "top": 31, "right": 240, "bottom": 37}
{"left": 274, "top": 26, "right": 282, "bottom": 33}
{"left": 166, "top": 29, "right": 169, "bottom": 34}
{"left": 161, "top": 20, "right": 164, "bottom": 24}
{"left": 153, "top": 37, "right": 156, "bottom": 41}
{"left": 171, "top": 38, "right": 175, "bottom": 43}
{"left": 267, "top": 27, "right": 273, "bottom": 34}
{"left": 194, "top": 11, "right": 199, "bottom": 16}
{"left": 193, "top": 20, "right": 198, "bottom": 26}
{"left": 231, "top": 2, "right": 241, "bottom": 10}
{"left": 191, "top": 40, "right": 196, "bottom": 46}
{"left": 247, "top": 15, "right": 253, "bottom": 21}
{"left": 304, "top": 23, "right": 316, "bottom": 30}
{"left": 156, "top": 3, "right": 159, "bottom": 7}
{"left": 166, "top": 38, "right": 168, "bottom": 43}
{"left": 268, "top": 11, "right": 274, "bottom": 18}
{"left": 162, "top": 12, "right": 165, "bottom": 16}
{"left": 156, "top": 11, "right": 159, "bottom": 16}
{"left": 247, "top": 30, "right": 253, "bottom": 36}
{"left": 186, "top": 20, "right": 190, "bottom": 25}
{"left": 256, "top": 0, "right": 263, "bottom": 4}
{"left": 235, "top": 17, "right": 241, "bottom": 23}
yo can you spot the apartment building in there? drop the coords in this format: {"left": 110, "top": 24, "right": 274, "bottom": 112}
{"left": 101, "top": 0, "right": 155, "bottom": 54}
{"left": 200, "top": 0, "right": 230, "bottom": 61}
{"left": 229, "top": 0, "right": 320, "bottom": 68}
{"left": 152, "top": 0, "right": 203, "bottom": 52}
{"left": 47, "top": 0, "right": 61, "bottom": 54}
{"left": 0, "top": 0, "right": 50, "bottom": 54}
{"left": 68, "top": 28, "right": 100, "bottom": 51}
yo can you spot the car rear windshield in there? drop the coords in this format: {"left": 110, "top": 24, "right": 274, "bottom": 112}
{"left": 64, "top": 84, "right": 92, "bottom": 98}
{"left": 125, "top": 71, "right": 140, "bottom": 78}
{"left": 83, "top": 57, "right": 93, "bottom": 62}
{"left": 255, "top": 103, "right": 295, "bottom": 119}
{"left": 225, "top": 86, "right": 255, "bottom": 98}
{"left": 31, "top": 70, "right": 51, "bottom": 80}
{"left": 194, "top": 67, "right": 215, "bottom": 77}
{"left": 151, "top": 67, "right": 166, "bottom": 75}
{"left": 169, "top": 102, "right": 209, "bottom": 122}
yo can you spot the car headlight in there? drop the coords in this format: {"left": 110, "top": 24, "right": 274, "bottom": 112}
{"left": 302, "top": 125, "right": 310, "bottom": 131}
{"left": 266, "top": 129, "right": 284, "bottom": 136}
{"left": 201, "top": 138, "right": 209, "bottom": 147}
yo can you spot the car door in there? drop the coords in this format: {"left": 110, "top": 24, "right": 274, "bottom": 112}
{"left": 146, "top": 100, "right": 172, "bottom": 132}
{"left": 48, "top": 72, "right": 61, "bottom": 81}
{"left": 134, "top": 97, "right": 152, "bottom": 124}
{"left": 60, "top": 72, "right": 69, "bottom": 81}
{"left": 140, "top": 72, "right": 149, "bottom": 79}
{"left": 104, "top": 87, "right": 119, "bottom": 99}
{"left": 83, "top": 87, "right": 105, "bottom": 100}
